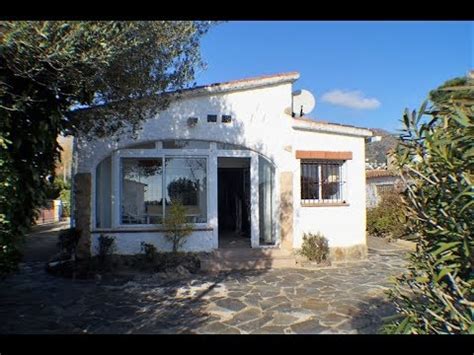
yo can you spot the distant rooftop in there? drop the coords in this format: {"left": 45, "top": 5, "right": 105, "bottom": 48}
{"left": 366, "top": 169, "right": 398, "bottom": 179}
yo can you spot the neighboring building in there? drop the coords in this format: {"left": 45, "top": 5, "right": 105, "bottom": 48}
{"left": 56, "top": 135, "right": 73, "bottom": 182}
{"left": 366, "top": 169, "right": 400, "bottom": 208}
{"left": 72, "top": 72, "right": 372, "bottom": 262}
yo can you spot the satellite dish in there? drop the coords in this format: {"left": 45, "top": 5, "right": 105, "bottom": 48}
{"left": 292, "top": 89, "right": 316, "bottom": 117}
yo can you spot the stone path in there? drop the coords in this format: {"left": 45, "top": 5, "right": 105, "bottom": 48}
{"left": 0, "top": 250, "right": 408, "bottom": 334}
{"left": 21, "top": 220, "right": 70, "bottom": 262}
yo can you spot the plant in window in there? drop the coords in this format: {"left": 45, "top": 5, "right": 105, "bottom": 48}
{"left": 163, "top": 199, "right": 192, "bottom": 253}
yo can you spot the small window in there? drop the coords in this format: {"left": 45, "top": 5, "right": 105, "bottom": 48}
{"left": 127, "top": 142, "right": 156, "bottom": 149}
{"left": 222, "top": 115, "right": 232, "bottom": 123}
{"left": 207, "top": 114, "right": 217, "bottom": 123}
{"left": 216, "top": 142, "right": 246, "bottom": 150}
{"left": 301, "top": 160, "right": 345, "bottom": 205}
{"left": 162, "top": 140, "right": 210, "bottom": 149}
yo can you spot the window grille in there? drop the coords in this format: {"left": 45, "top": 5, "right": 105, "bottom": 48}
{"left": 300, "top": 160, "right": 346, "bottom": 204}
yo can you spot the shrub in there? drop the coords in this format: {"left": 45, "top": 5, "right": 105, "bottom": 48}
{"left": 141, "top": 242, "right": 157, "bottom": 263}
{"left": 383, "top": 98, "right": 473, "bottom": 334}
{"left": 59, "top": 187, "right": 71, "bottom": 218}
{"left": 0, "top": 243, "right": 22, "bottom": 278}
{"left": 367, "top": 189, "right": 407, "bottom": 240}
{"left": 298, "top": 232, "right": 330, "bottom": 263}
{"left": 163, "top": 200, "right": 192, "bottom": 253}
{"left": 96, "top": 234, "right": 115, "bottom": 266}
{"left": 57, "top": 228, "right": 81, "bottom": 260}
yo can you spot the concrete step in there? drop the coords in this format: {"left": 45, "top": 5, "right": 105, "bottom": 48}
{"left": 200, "top": 248, "right": 297, "bottom": 272}
{"left": 211, "top": 247, "right": 294, "bottom": 259}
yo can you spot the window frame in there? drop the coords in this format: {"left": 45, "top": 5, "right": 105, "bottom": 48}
{"left": 300, "top": 159, "right": 347, "bottom": 206}
{"left": 114, "top": 148, "right": 209, "bottom": 228}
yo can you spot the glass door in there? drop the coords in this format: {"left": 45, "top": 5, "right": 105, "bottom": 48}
{"left": 258, "top": 155, "right": 275, "bottom": 245}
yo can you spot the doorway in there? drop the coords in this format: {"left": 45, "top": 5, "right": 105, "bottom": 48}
{"left": 217, "top": 157, "right": 251, "bottom": 248}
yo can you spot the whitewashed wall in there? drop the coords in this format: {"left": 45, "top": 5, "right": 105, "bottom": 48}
{"left": 75, "top": 81, "right": 369, "bottom": 254}
{"left": 291, "top": 131, "right": 367, "bottom": 248}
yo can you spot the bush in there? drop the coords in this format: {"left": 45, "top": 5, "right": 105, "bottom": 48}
{"left": 383, "top": 98, "right": 473, "bottom": 334}
{"left": 367, "top": 190, "right": 407, "bottom": 240}
{"left": 163, "top": 200, "right": 192, "bottom": 253}
{"left": 96, "top": 234, "right": 115, "bottom": 266}
{"left": 141, "top": 242, "right": 157, "bottom": 263}
{"left": 59, "top": 188, "right": 71, "bottom": 218}
{"left": 57, "top": 228, "right": 81, "bottom": 260}
{"left": 298, "top": 232, "right": 330, "bottom": 263}
{"left": 0, "top": 243, "right": 22, "bottom": 278}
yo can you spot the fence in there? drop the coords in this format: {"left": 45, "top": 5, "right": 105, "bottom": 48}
{"left": 35, "top": 199, "right": 63, "bottom": 225}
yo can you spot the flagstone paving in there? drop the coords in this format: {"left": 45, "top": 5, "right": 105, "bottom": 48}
{"left": 0, "top": 250, "right": 408, "bottom": 334}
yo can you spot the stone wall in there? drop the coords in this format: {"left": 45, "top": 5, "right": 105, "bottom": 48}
{"left": 329, "top": 244, "right": 368, "bottom": 262}
{"left": 73, "top": 173, "right": 92, "bottom": 259}
{"left": 280, "top": 172, "right": 293, "bottom": 251}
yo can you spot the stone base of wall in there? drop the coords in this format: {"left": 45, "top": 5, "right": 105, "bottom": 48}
{"left": 329, "top": 244, "right": 367, "bottom": 262}
{"left": 74, "top": 173, "right": 92, "bottom": 260}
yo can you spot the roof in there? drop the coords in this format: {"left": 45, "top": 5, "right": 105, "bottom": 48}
{"left": 366, "top": 169, "right": 399, "bottom": 179}
{"left": 292, "top": 116, "right": 373, "bottom": 138}
{"left": 172, "top": 71, "right": 300, "bottom": 98}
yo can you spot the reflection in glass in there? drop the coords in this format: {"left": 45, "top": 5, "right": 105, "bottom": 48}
{"left": 165, "top": 158, "right": 207, "bottom": 223}
{"left": 321, "top": 163, "right": 342, "bottom": 200}
{"left": 121, "top": 158, "right": 163, "bottom": 224}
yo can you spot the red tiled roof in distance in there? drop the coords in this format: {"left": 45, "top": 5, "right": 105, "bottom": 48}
{"left": 366, "top": 170, "right": 399, "bottom": 179}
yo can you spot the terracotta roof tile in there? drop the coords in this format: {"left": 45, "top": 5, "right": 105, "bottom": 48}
{"left": 366, "top": 169, "right": 398, "bottom": 179}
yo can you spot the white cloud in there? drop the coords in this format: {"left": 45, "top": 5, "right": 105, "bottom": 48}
{"left": 321, "top": 90, "right": 381, "bottom": 110}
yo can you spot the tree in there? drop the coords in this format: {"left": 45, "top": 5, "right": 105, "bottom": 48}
{"left": 384, "top": 76, "right": 473, "bottom": 334}
{"left": 0, "top": 21, "right": 213, "bottom": 275}
{"left": 429, "top": 74, "right": 474, "bottom": 114}
{"left": 163, "top": 200, "right": 192, "bottom": 253}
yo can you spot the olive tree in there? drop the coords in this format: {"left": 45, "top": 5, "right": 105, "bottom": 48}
{"left": 0, "top": 21, "right": 213, "bottom": 275}
{"left": 384, "top": 75, "right": 473, "bottom": 334}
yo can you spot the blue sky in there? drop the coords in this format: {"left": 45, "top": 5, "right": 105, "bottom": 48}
{"left": 194, "top": 21, "right": 473, "bottom": 133}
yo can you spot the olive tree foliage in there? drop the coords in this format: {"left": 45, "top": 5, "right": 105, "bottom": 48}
{"left": 0, "top": 21, "right": 213, "bottom": 275}
{"left": 384, "top": 76, "right": 473, "bottom": 334}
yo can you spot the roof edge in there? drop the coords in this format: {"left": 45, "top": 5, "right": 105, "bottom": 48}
{"left": 291, "top": 117, "right": 373, "bottom": 137}
{"left": 172, "top": 71, "right": 300, "bottom": 98}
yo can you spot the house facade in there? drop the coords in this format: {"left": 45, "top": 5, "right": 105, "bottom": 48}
{"left": 72, "top": 72, "right": 372, "bottom": 261}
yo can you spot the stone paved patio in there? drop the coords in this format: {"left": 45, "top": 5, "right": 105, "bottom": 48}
{"left": 0, "top": 249, "right": 408, "bottom": 334}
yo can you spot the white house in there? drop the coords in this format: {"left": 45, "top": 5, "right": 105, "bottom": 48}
{"left": 72, "top": 72, "right": 372, "bottom": 262}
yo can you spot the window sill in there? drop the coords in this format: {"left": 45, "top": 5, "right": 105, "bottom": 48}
{"left": 92, "top": 226, "right": 214, "bottom": 233}
{"left": 301, "top": 202, "right": 350, "bottom": 207}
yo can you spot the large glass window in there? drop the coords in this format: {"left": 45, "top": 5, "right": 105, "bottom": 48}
{"left": 121, "top": 158, "right": 163, "bottom": 224}
{"left": 301, "top": 160, "right": 345, "bottom": 204}
{"left": 165, "top": 158, "right": 207, "bottom": 223}
{"left": 119, "top": 157, "right": 207, "bottom": 225}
